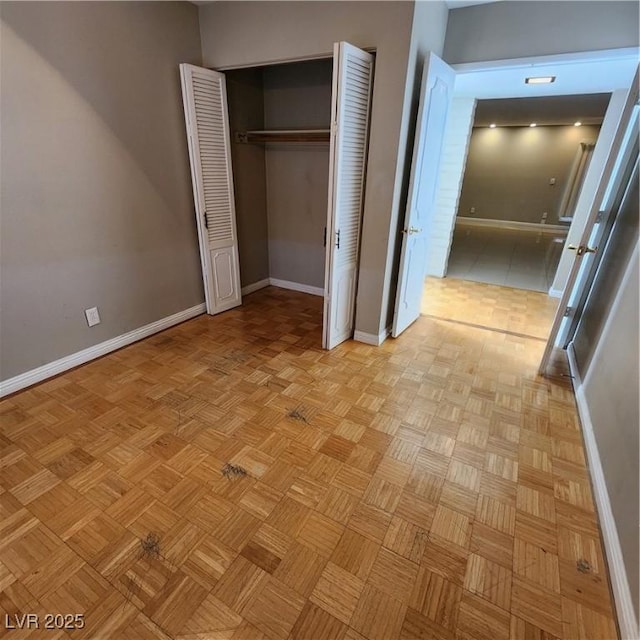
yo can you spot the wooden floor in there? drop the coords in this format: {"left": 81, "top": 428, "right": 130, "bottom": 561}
{"left": 0, "top": 285, "right": 618, "bottom": 639}
{"left": 422, "top": 276, "right": 559, "bottom": 340}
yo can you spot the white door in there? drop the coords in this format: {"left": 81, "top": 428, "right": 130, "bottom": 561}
{"left": 392, "top": 53, "right": 455, "bottom": 337}
{"left": 539, "top": 67, "right": 638, "bottom": 374}
{"left": 323, "top": 42, "right": 375, "bottom": 349}
{"left": 180, "top": 64, "right": 242, "bottom": 315}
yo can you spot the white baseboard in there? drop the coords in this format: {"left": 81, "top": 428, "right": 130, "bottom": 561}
{"left": 0, "top": 304, "right": 206, "bottom": 398}
{"left": 269, "top": 278, "right": 323, "bottom": 297}
{"left": 548, "top": 287, "right": 563, "bottom": 298}
{"left": 567, "top": 343, "right": 639, "bottom": 640}
{"left": 241, "top": 278, "right": 270, "bottom": 296}
{"left": 353, "top": 326, "right": 391, "bottom": 346}
{"left": 456, "top": 217, "right": 568, "bottom": 234}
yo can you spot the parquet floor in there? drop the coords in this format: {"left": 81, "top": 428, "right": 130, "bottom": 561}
{"left": 421, "top": 277, "right": 559, "bottom": 340}
{"left": 0, "top": 286, "right": 617, "bottom": 639}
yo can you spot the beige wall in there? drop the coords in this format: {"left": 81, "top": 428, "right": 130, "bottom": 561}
{"left": 444, "top": 1, "right": 639, "bottom": 64}
{"left": 0, "top": 1, "right": 203, "bottom": 381}
{"left": 578, "top": 244, "right": 639, "bottom": 624}
{"left": 198, "top": 0, "right": 448, "bottom": 337}
{"left": 263, "top": 60, "right": 332, "bottom": 289}
{"left": 571, "top": 122, "right": 638, "bottom": 626}
{"left": 457, "top": 124, "right": 600, "bottom": 225}
{"left": 225, "top": 68, "right": 269, "bottom": 288}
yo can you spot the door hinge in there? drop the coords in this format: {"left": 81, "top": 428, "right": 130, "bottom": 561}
{"left": 323, "top": 227, "right": 327, "bottom": 247}
{"left": 563, "top": 306, "right": 573, "bottom": 317}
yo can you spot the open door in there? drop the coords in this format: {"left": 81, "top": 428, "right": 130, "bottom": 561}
{"left": 392, "top": 53, "right": 455, "bottom": 337}
{"left": 539, "top": 67, "right": 639, "bottom": 374}
{"left": 323, "top": 42, "right": 375, "bottom": 350}
{"left": 180, "top": 64, "right": 242, "bottom": 315}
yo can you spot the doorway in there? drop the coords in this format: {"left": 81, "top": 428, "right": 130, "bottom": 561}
{"left": 392, "top": 47, "right": 638, "bottom": 376}
{"left": 179, "top": 42, "right": 374, "bottom": 351}
{"left": 446, "top": 94, "right": 608, "bottom": 298}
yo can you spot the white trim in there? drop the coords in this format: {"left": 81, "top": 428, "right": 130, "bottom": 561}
{"left": 452, "top": 47, "right": 640, "bottom": 74}
{"left": 269, "top": 278, "right": 324, "bottom": 297}
{"left": 568, "top": 343, "right": 639, "bottom": 640}
{"left": 241, "top": 278, "right": 270, "bottom": 296}
{"left": 353, "top": 326, "right": 390, "bottom": 346}
{"left": 548, "top": 287, "right": 563, "bottom": 299}
{"left": 456, "top": 217, "right": 568, "bottom": 234}
{"left": 0, "top": 304, "right": 206, "bottom": 398}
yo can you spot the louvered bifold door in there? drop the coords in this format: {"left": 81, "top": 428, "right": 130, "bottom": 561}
{"left": 180, "top": 64, "right": 241, "bottom": 315}
{"left": 323, "top": 42, "right": 374, "bottom": 349}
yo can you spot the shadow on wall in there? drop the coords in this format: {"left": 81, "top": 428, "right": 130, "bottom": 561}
{"left": 457, "top": 124, "right": 601, "bottom": 226}
{"left": 0, "top": 2, "right": 206, "bottom": 381}
{"left": 2, "top": 2, "right": 202, "bottom": 211}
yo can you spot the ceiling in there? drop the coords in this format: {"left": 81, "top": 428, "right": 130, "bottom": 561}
{"left": 453, "top": 48, "right": 638, "bottom": 99}
{"left": 473, "top": 93, "right": 611, "bottom": 127}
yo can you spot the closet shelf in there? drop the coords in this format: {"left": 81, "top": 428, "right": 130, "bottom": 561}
{"left": 234, "top": 129, "right": 330, "bottom": 144}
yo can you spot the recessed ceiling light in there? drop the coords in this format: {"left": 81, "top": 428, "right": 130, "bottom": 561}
{"left": 574, "top": 121, "right": 582, "bottom": 127}
{"left": 529, "top": 123, "right": 537, "bottom": 128}
{"left": 525, "top": 76, "right": 556, "bottom": 84}
{"left": 489, "top": 123, "right": 497, "bottom": 128}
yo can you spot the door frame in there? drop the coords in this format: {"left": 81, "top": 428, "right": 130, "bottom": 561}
{"left": 200, "top": 49, "right": 377, "bottom": 348}
{"left": 430, "top": 46, "right": 639, "bottom": 289}
{"left": 539, "top": 74, "right": 638, "bottom": 373}
{"left": 412, "top": 47, "right": 638, "bottom": 364}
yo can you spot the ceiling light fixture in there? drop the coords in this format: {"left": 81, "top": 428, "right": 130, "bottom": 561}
{"left": 489, "top": 123, "right": 497, "bottom": 128}
{"left": 525, "top": 76, "right": 556, "bottom": 84}
{"left": 574, "top": 121, "right": 582, "bottom": 127}
{"left": 529, "top": 123, "right": 537, "bottom": 128}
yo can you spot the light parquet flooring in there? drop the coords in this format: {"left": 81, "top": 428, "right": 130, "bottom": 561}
{"left": 421, "top": 277, "right": 559, "bottom": 340}
{"left": 0, "top": 286, "right": 617, "bottom": 639}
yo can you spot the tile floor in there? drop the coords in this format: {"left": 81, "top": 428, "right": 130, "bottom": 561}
{"left": 446, "top": 225, "right": 568, "bottom": 293}
{"left": 0, "top": 286, "right": 617, "bottom": 639}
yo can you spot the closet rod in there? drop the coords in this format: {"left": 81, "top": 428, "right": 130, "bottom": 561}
{"left": 235, "top": 129, "right": 330, "bottom": 144}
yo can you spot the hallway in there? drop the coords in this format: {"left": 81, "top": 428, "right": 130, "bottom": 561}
{"left": 0, "top": 287, "right": 617, "bottom": 639}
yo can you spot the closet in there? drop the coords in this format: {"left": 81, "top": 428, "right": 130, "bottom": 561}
{"left": 179, "top": 42, "right": 374, "bottom": 349}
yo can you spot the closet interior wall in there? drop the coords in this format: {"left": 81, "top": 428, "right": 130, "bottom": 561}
{"left": 225, "top": 59, "right": 333, "bottom": 293}
{"left": 225, "top": 68, "right": 269, "bottom": 289}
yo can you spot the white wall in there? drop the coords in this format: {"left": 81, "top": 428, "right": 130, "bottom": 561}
{"left": 427, "top": 97, "right": 476, "bottom": 277}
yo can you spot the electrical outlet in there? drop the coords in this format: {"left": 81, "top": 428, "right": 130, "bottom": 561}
{"left": 470, "top": 206, "right": 476, "bottom": 214}
{"left": 85, "top": 307, "right": 101, "bottom": 327}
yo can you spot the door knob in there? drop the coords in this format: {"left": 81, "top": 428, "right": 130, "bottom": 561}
{"left": 568, "top": 245, "right": 597, "bottom": 256}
